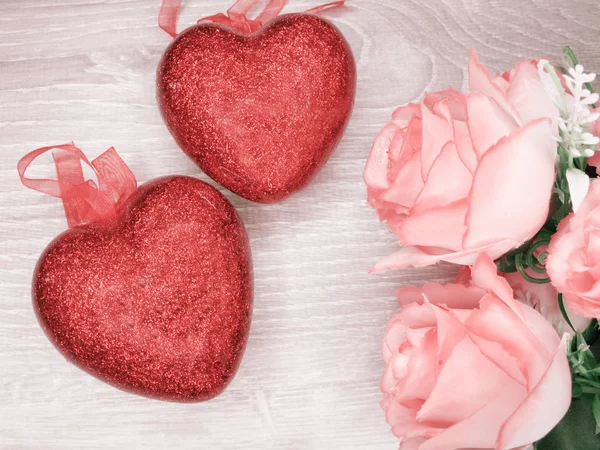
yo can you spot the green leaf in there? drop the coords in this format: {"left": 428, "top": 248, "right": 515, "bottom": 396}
{"left": 584, "top": 320, "right": 600, "bottom": 348}
{"left": 536, "top": 399, "right": 600, "bottom": 450}
{"left": 594, "top": 395, "right": 600, "bottom": 435}
{"left": 496, "top": 251, "right": 517, "bottom": 273}
{"left": 591, "top": 336, "right": 600, "bottom": 362}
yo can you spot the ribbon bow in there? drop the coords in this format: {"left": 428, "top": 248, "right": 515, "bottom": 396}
{"left": 159, "top": 0, "right": 346, "bottom": 38}
{"left": 18, "top": 143, "right": 137, "bottom": 228}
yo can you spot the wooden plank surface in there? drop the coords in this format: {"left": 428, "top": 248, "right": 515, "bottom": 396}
{"left": 0, "top": 0, "right": 598, "bottom": 448}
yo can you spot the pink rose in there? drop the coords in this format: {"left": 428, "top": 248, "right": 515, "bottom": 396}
{"left": 547, "top": 178, "right": 600, "bottom": 318}
{"left": 381, "top": 254, "right": 571, "bottom": 450}
{"left": 365, "top": 50, "right": 558, "bottom": 272}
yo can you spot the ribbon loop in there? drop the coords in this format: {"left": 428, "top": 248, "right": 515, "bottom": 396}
{"left": 159, "top": 0, "right": 346, "bottom": 37}
{"left": 305, "top": 1, "right": 346, "bottom": 14}
{"left": 158, "top": 0, "right": 183, "bottom": 38}
{"left": 18, "top": 143, "right": 137, "bottom": 228}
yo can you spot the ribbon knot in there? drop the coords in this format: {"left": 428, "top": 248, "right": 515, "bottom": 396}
{"left": 159, "top": 0, "right": 346, "bottom": 38}
{"left": 18, "top": 143, "right": 137, "bottom": 228}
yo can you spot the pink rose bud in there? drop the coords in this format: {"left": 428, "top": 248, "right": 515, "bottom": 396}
{"left": 547, "top": 178, "right": 600, "bottom": 319}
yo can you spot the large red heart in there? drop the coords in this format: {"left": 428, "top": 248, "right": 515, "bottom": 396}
{"left": 157, "top": 13, "right": 356, "bottom": 203}
{"left": 33, "top": 176, "right": 253, "bottom": 402}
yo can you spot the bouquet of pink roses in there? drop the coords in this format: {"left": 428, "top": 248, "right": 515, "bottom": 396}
{"left": 366, "top": 47, "right": 600, "bottom": 450}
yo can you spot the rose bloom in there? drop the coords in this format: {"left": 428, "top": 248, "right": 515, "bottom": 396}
{"left": 381, "top": 254, "right": 571, "bottom": 450}
{"left": 365, "top": 50, "right": 558, "bottom": 272}
{"left": 547, "top": 178, "right": 600, "bottom": 319}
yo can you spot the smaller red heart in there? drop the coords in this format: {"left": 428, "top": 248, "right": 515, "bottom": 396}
{"left": 33, "top": 176, "right": 253, "bottom": 402}
{"left": 157, "top": 13, "right": 356, "bottom": 203}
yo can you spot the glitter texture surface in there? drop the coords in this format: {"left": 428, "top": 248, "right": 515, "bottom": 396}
{"left": 33, "top": 176, "right": 253, "bottom": 402}
{"left": 157, "top": 13, "right": 356, "bottom": 203}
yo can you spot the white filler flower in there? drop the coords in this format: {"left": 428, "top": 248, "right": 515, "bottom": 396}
{"left": 539, "top": 59, "right": 599, "bottom": 212}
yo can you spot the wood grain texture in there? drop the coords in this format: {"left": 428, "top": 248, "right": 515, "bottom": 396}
{"left": 0, "top": 0, "right": 598, "bottom": 448}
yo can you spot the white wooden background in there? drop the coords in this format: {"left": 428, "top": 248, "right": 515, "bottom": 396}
{"left": 1, "top": 0, "right": 599, "bottom": 448}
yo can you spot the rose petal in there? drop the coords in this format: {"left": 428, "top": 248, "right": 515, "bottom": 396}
{"left": 420, "top": 103, "right": 453, "bottom": 179}
{"left": 397, "top": 286, "right": 427, "bottom": 307}
{"left": 503, "top": 272, "right": 591, "bottom": 333}
{"left": 397, "top": 283, "right": 484, "bottom": 312}
{"left": 496, "top": 338, "right": 571, "bottom": 450}
{"left": 419, "top": 381, "right": 526, "bottom": 450}
{"left": 396, "top": 330, "right": 438, "bottom": 406}
{"left": 382, "top": 358, "right": 400, "bottom": 393}
{"left": 466, "top": 294, "right": 552, "bottom": 389}
{"left": 471, "top": 253, "right": 524, "bottom": 318}
{"left": 395, "top": 199, "right": 468, "bottom": 251}
{"left": 566, "top": 168, "right": 590, "bottom": 213}
{"left": 464, "top": 118, "right": 556, "bottom": 250}
{"left": 380, "top": 149, "right": 425, "bottom": 210}
{"left": 382, "top": 396, "right": 437, "bottom": 439}
{"left": 383, "top": 315, "right": 408, "bottom": 361}
{"left": 416, "top": 335, "right": 518, "bottom": 427}
{"left": 588, "top": 151, "right": 600, "bottom": 171}
{"left": 392, "top": 352, "right": 410, "bottom": 379}
{"left": 466, "top": 92, "right": 518, "bottom": 158}
{"left": 421, "top": 283, "right": 485, "bottom": 310}
{"left": 493, "top": 74, "right": 510, "bottom": 93}
{"left": 423, "top": 88, "right": 467, "bottom": 122}
{"left": 399, "top": 302, "right": 437, "bottom": 329}
{"left": 412, "top": 142, "right": 472, "bottom": 212}
{"left": 468, "top": 49, "right": 522, "bottom": 125}
{"left": 364, "top": 121, "right": 401, "bottom": 191}
{"left": 506, "top": 60, "right": 559, "bottom": 130}
{"left": 406, "top": 327, "right": 430, "bottom": 349}
{"left": 454, "top": 266, "right": 471, "bottom": 285}
{"left": 546, "top": 214, "right": 576, "bottom": 288}
{"left": 574, "top": 179, "right": 600, "bottom": 225}
{"left": 392, "top": 103, "right": 422, "bottom": 122}
{"left": 453, "top": 121, "right": 477, "bottom": 173}
{"left": 469, "top": 334, "right": 527, "bottom": 385}
{"left": 429, "top": 305, "right": 466, "bottom": 367}
{"left": 586, "top": 205, "right": 600, "bottom": 230}
{"left": 390, "top": 116, "right": 423, "bottom": 167}
{"left": 520, "top": 302, "right": 561, "bottom": 353}
{"left": 370, "top": 240, "right": 515, "bottom": 272}
{"left": 400, "top": 438, "right": 428, "bottom": 450}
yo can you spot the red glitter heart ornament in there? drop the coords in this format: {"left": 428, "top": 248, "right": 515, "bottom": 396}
{"left": 157, "top": 0, "right": 356, "bottom": 203}
{"left": 18, "top": 144, "right": 253, "bottom": 402}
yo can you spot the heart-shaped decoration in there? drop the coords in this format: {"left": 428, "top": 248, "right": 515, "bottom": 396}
{"left": 157, "top": 13, "right": 356, "bottom": 203}
{"left": 32, "top": 173, "right": 253, "bottom": 402}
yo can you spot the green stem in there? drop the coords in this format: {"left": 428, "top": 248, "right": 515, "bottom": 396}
{"left": 581, "top": 386, "right": 600, "bottom": 394}
{"left": 574, "top": 377, "right": 600, "bottom": 388}
{"left": 559, "top": 293, "right": 576, "bottom": 332}
{"left": 515, "top": 253, "right": 550, "bottom": 283}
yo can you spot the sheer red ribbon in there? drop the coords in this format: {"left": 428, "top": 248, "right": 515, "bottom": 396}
{"left": 159, "top": 0, "right": 346, "bottom": 37}
{"left": 17, "top": 143, "right": 137, "bottom": 228}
